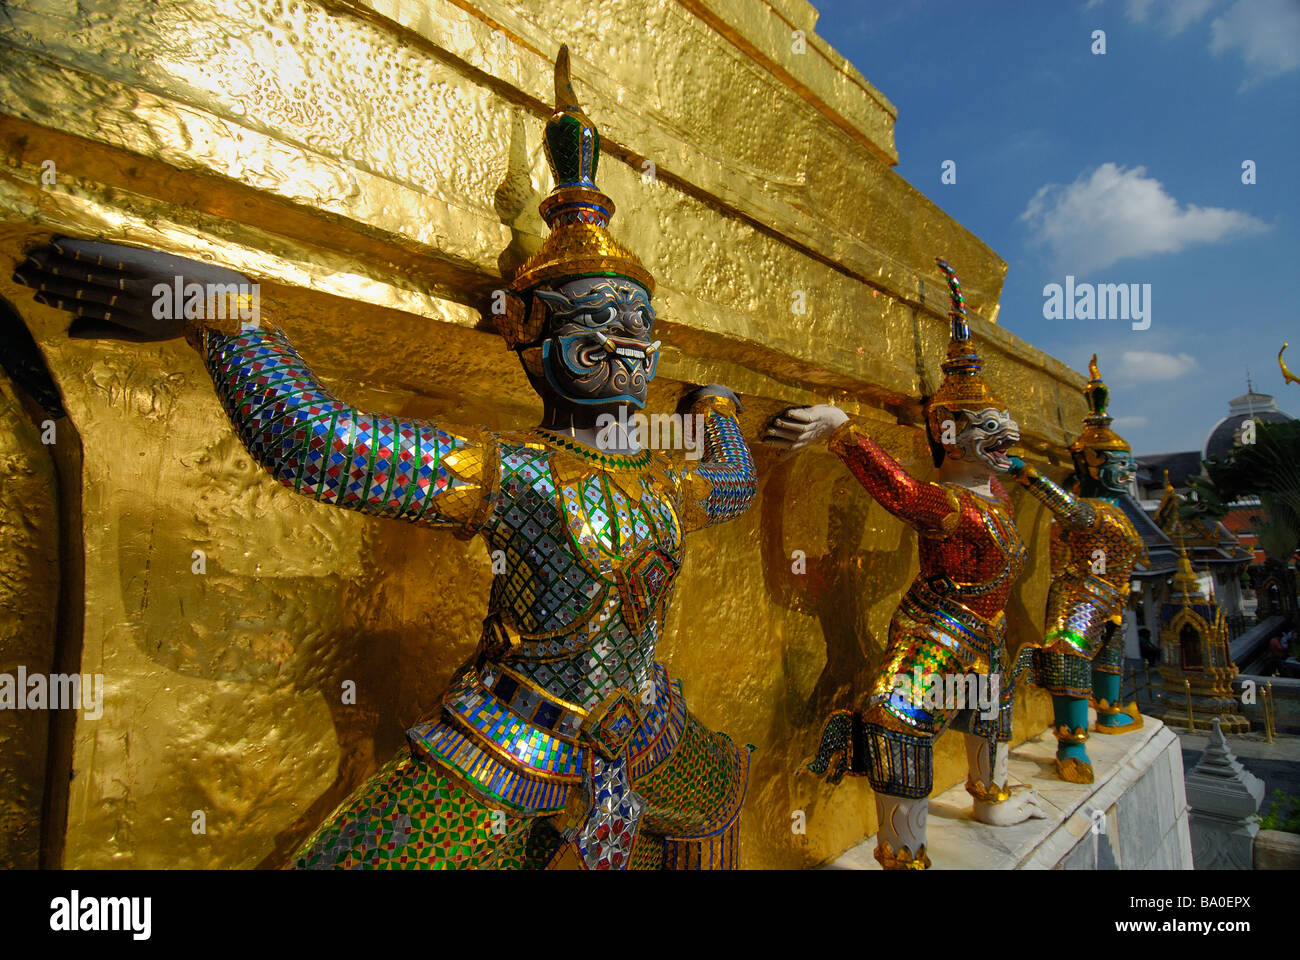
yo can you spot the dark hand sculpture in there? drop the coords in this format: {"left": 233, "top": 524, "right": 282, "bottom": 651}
{"left": 14, "top": 237, "right": 254, "bottom": 341}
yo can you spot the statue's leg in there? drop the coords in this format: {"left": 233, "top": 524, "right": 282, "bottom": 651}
{"left": 290, "top": 745, "right": 553, "bottom": 869}
{"left": 874, "top": 793, "right": 929, "bottom": 870}
{"left": 1034, "top": 644, "right": 1097, "bottom": 780}
{"left": 855, "top": 718, "right": 937, "bottom": 868}
{"left": 964, "top": 734, "right": 1047, "bottom": 826}
{"left": 632, "top": 710, "right": 751, "bottom": 870}
{"left": 964, "top": 644, "right": 1046, "bottom": 825}
{"left": 1092, "top": 624, "right": 1142, "bottom": 733}
{"left": 850, "top": 627, "right": 974, "bottom": 868}
{"left": 1052, "top": 695, "right": 1093, "bottom": 782}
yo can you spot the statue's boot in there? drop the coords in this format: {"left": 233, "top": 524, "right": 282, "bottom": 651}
{"left": 1091, "top": 667, "right": 1143, "bottom": 734}
{"left": 1052, "top": 694, "right": 1093, "bottom": 783}
{"left": 965, "top": 735, "right": 1047, "bottom": 826}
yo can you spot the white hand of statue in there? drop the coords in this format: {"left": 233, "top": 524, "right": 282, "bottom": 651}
{"left": 762, "top": 404, "right": 849, "bottom": 451}
{"left": 972, "top": 785, "right": 1048, "bottom": 827}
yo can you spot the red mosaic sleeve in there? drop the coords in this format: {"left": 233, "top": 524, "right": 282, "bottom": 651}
{"left": 826, "top": 420, "right": 959, "bottom": 536}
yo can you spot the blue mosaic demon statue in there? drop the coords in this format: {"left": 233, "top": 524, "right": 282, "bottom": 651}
{"left": 13, "top": 47, "right": 757, "bottom": 869}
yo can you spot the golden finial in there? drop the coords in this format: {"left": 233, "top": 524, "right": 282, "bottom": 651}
{"left": 1162, "top": 468, "right": 1185, "bottom": 545}
{"left": 1088, "top": 353, "right": 1100, "bottom": 381}
{"left": 1172, "top": 531, "right": 1203, "bottom": 602}
{"left": 554, "top": 44, "right": 584, "bottom": 116}
{"left": 925, "top": 257, "right": 1004, "bottom": 444}
{"left": 1280, "top": 342, "right": 1300, "bottom": 388}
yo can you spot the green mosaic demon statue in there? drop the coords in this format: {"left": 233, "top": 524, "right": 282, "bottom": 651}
{"left": 14, "top": 47, "right": 757, "bottom": 870}
{"left": 1010, "top": 356, "right": 1146, "bottom": 783}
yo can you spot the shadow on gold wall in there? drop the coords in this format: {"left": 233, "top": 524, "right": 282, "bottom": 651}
{"left": 0, "top": 293, "right": 88, "bottom": 870}
{"left": 759, "top": 451, "right": 916, "bottom": 723}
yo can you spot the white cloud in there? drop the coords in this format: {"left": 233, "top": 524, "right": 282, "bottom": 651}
{"left": 1106, "top": 0, "right": 1300, "bottom": 81}
{"left": 1112, "top": 350, "right": 1199, "bottom": 382}
{"left": 1112, "top": 415, "right": 1151, "bottom": 428}
{"left": 1210, "top": 0, "right": 1300, "bottom": 83}
{"left": 1020, "top": 163, "right": 1267, "bottom": 275}
{"left": 1125, "top": 0, "right": 1218, "bottom": 32}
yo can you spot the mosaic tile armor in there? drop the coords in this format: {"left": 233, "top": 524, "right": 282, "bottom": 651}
{"left": 216, "top": 48, "right": 755, "bottom": 869}
{"left": 1016, "top": 355, "right": 1147, "bottom": 782}
{"left": 809, "top": 421, "right": 1025, "bottom": 798}
{"left": 1017, "top": 464, "right": 1145, "bottom": 697}
{"left": 196, "top": 322, "right": 755, "bottom": 868}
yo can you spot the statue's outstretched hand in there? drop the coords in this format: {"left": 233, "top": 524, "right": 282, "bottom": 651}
{"left": 12, "top": 237, "right": 253, "bottom": 342}
{"left": 763, "top": 404, "right": 848, "bottom": 451}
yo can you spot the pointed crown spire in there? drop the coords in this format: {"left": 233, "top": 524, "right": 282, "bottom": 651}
{"left": 926, "top": 258, "right": 1004, "bottom": 442}
{"left": 1173, "top": 542, "right": 1205, "bottom": 602}
{"left": 1071, "top": 353, "right": 1130, "bottom": 457}
{"left": 508, "top": 45, "right": 653, "bottom": 297}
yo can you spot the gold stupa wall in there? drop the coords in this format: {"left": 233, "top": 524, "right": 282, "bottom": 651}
{"left": 0, "top": 0, "right": 1084, "bottom": 868}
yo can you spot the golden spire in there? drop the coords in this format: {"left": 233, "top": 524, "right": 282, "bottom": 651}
{"left": 1164, "top": 470, "right": 1202, "bottom": 604}
{"left": 1071, "top": 353, "right": 1129, "bottom": 455}
{"left": 925, "top": 258, "right": 1004, "bottom": 443}
{"left": 554, "top": 44, "right": 584, "bottom": 116}
{"left": 507, "top": 44, "right": 654, "bottom": 297}
{"left": 1172, "top": 541, "right": 1204, "bottom": 603}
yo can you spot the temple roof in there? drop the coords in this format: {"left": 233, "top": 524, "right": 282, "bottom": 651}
{"left": 1136, "top": 450, "right": 1203, "bottom": 488}
{"left": 1204, "top": 390, "right": 1291, "bottom": 460}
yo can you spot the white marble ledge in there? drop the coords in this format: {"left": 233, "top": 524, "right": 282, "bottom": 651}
{"left": 828, "top": 711, "right": 1190, "bottom": 870}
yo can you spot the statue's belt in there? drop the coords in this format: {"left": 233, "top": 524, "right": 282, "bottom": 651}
{"left": 478, "top": 663, "right": 647, "bottom": 761}
{"left": 896, "top": 580, "right": 1007, "bottom": 673}
{"left": 406, "top": 659, "right": 684, "bottom": 816}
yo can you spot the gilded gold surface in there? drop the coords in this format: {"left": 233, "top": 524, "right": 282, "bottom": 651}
{"left": 0, "top": 0, "right": 1070, "bottom": 868}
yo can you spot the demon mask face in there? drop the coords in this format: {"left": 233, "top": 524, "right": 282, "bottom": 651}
{"left": 529, "top": 276, "right": 659, "bottom": 409}
{"left": 1075, "top": 447, "right": 1136, "bottom": 498}
{"left": 937, "top": 406, "right": 1021, "bottom": 473}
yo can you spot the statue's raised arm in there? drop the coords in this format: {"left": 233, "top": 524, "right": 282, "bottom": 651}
{"left": 200, "top": 322, "right": 495, "bottom": 533}
{"left": 14, "top": 237, "right": 497, "bottom": 533}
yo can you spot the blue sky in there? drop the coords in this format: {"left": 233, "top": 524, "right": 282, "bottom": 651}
{"left": 810, "top": 0, "right": 1300, "bottom": 456}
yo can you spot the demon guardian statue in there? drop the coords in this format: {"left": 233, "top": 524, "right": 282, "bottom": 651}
{"left": 14, "top": 47, "right": 757, "bottom": 870}
{"left": 764, "top": 260, "right": 1043, "bottom": 869}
